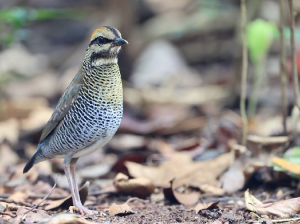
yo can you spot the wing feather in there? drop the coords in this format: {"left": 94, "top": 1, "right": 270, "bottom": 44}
{"left": 39, "top": 69, "right": 84, "bottom": 143}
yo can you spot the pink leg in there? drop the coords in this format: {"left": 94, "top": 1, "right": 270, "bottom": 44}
{"left": 63, "top": 156, "right": 94, "bottom": 215}
{"left": 63, "top": 161, "right": 79, "bottom": 208}
{"left": 70, "top": 158, "right": 97, "bottom": 215}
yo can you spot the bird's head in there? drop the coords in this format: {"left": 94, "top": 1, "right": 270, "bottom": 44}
{"left": 86, "top": 26, "right": 128, "bottom": 66}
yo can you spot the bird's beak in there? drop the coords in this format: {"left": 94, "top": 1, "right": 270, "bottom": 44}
{"left": 113, "top": 38, "right": 128, "bottom": 46}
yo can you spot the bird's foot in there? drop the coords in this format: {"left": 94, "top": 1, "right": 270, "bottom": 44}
{"left": 72, "top": 204, "right": 98, "bottom": 215}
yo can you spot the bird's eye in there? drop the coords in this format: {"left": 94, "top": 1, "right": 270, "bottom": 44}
{"left": 89, "top": 36, "right": 113, "bottom": 46}
{"left": 97, "top": 37, "right": 106, "bottom": 44}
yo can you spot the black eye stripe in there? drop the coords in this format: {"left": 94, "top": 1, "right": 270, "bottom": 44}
{"left": 89, "top": 36, "right": 113, "bottom": 46}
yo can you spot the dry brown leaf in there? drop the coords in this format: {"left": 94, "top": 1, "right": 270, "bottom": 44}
{"left": 172, "top": 188, "right": 200, "bottom": 206}
{"left": 252, "top": 198, "right": 300, "bottom": 218}
{"left": 124, "top": 86, "right": 228, "bottom": 105}
{"left": 8, "top": 190, "right": 27, "bottom": 202}
{"left": 126, "top": 152, "right": 233, "bottom": 195}
{"left": 0, "top": 143, "right": 19, "bottom": 169}
{"left": 20, "top": 106, "right": 53, "bottom": 132}
{"left": 125, "top": 152, "right": 192, "bottom": 188}
{"left": 0, "top": 118, "right": 19, "bottom": 144}
{"left": 163, "top": 179, "right": 200, "bottom": 206}
{"left": 194, "top": 201, "right": 220, "bottom": 213}
{"left": 41, "top": 213, "right": 98, "bottom": 224}
{"left": 109, "top": 202, "right": 134, "bottom": 216}
{"left": 113, "top": 173, "right": 155, "bottom": 198}
{"left": 15, "top": 207, "right": 50, "bottom": 223}
{"left": 245, "top": 189, "right": 300, "bottom": 218}
{"left": 247, "top": 135, "right": 289, "bottom": 145}
{"left": 45, "top": 181, "right": 89, "bottom": 210}
{"left": 197, "top": 184, "right": 225, "bottom": 195}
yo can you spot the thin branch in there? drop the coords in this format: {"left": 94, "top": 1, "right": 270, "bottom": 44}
{"left": 279, "top": 0, "right": 288, "bottom": 133}
{"left": 22, "top": 174, "right": 60, "bottom": 215}
{"left": 240, "top": 0, "right": 248, "bottom": 146}
{"left": 288, "top": 0, "right": 300, "bottom": 108}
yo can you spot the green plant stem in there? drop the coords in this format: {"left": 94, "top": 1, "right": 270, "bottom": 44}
{"left": 247, "top": 59, "right": 265, "bottom": 118}
{"left": 280, "top": 0, "right": 288, "bottom": 133}
{"left": 240, "top": 0, "right": 248, "bottom": 146}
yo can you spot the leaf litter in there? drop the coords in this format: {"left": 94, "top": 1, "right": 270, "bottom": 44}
{"left": 1, "top": 1, "right": 300, "bottom": 223}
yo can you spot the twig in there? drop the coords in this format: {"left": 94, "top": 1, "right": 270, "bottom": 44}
{"left": 22, "top": 174, "right": 60, "bottom": 215}
{"left": 288, "top": 0, "right": 300, "bottom": 109}
{"left": 279, "top": 0, "right": 288, "bottom": 133}
{"left": 125, "top": 197, "right": 149, "bottom": 204}
{"left": 240, "top": 0, "right": 248, "bottom": 146}
{"left": 272, "top": 217, "right": 300, "bottom": 223}
{"left": 0, "top": 211, "right": 16, "bottom": 218}
{"left": 0, "top": 198, "right": 33, "bottom": 207}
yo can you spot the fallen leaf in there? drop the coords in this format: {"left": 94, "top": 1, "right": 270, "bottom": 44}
{"left": 245, "top": 189, "right": 263, "bottom": 212}
{"left": 125, "top": 152, "right": 192, "bottom": 188}
{"left": 45, "top": 181, "right": 89, "bottom": 210}
{"left": 252, "top": 199, "right": 300, "bottom": 218}
{"left": 194, "top": 201, "right": 220, "bottom": 213}
{"left": 20, "top": 106, "right": 53, "bottom": 132}
{"left": 0, "top": 118, "right": 19, "bottom": 144}
{"left": 8, "top": 190, "right": 27, "bottom": 202}
{"left": 126, "top": 152, "right": 233, "bottom": 192}
{"left": 77, "top": 164, "right": 111, "bottom": 179}
{"left": 0, "top": 143, "right": 19, "bottom": 170}
{"left": 247, "top": 135, "right": 289, "bottom": 145}
{"left": 163, "top": 179, "right": 200, "bottom": 206}
{"left": 197, "top": 184, "right": 225, "bottom": 195}
{"left": 172, "top": 187, "right": 200, "bottom": 206}
{"left": 108, "top": 134, "right": 146, "bottom": 151}
{"left": 245, "top": 189, "right": 300, "bottom": 218}
{"left": 40, "top": 213, "right": 98, "bottom": 224}
{"left": 16, "top": 207, "right": 50, "bottom": 223}
{"left": 109, "top": 203, "right": 134, "bottom": 216}
{"left": 113, "top": 173, "right": 155, "bottom": 198}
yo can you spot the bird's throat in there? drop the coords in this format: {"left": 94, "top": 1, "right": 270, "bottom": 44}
{"left": 91, "top": 57, "right": 118, "bottom": 67}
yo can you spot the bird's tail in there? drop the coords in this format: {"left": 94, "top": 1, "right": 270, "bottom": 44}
{"left": 23, "top": 141, "right": 46, "bottom": 173}
{"left": 23, "top": 152, "right": 38, "bottom": 173}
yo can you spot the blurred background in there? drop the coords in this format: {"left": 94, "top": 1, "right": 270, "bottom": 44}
{"left": 1, "top": 0, "right": 300, "bottom": 195}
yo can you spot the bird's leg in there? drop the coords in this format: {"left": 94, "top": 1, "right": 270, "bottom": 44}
{"left": 69, "top": 158, "right": 97, "bottom": 215}
{"left": 63, "top": 154, "right": 78, "bottom": 208}
{"left": 63, "top": 155, "right": 93, "bottom": 215}
{"left": 70, "top": 158, "right": 80, "bottom": 203}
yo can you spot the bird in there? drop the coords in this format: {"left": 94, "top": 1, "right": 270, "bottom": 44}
{"left": 23, "top": 26, "right": 128, "bottom": 215}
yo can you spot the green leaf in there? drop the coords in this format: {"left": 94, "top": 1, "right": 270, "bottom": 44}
{"left": 246, "top": 19, "right": 279, "bottom": 64}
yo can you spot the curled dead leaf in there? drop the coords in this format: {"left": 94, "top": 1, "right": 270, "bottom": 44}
{"left": 109, "top": 203, "right": 134, "bottom": 216}
{"left": 194, "top": 201, "right": 220, "bottom": 213}
{"left": 113, "top": 173, "right": 155, "bottom": 198}
{"left": 164, "top": 179, "right": 200, "bottom": 206}
{"left": 245, "top": 189, "right": 300, "bottom": 218}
